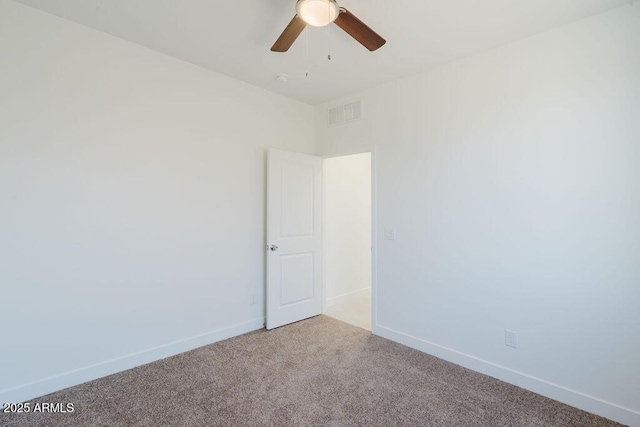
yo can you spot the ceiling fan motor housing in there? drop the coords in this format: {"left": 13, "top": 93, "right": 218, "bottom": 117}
{"left": 296, "top": 0, "right": 340, "bottom": 27}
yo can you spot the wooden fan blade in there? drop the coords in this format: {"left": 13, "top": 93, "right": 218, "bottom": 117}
{"left": 334, "top": 8, "right": 386, "bottom": 51}
{"left": 271, "top": 15, "right": 306, "bottom": 52}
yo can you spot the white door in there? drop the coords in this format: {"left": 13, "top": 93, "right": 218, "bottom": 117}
{"left": 267, "top": 148, "right": 323, "bottom": 330}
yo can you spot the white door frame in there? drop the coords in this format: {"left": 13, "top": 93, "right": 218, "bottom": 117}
{"left": 321, "top": 147, "right": 378, "bottom": 332}
{"left": 371, "top": 147, "right": 378, "bottom": 332}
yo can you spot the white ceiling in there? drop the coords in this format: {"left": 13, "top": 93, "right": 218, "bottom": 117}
{"left": 14, "top": 0, "right": 631, "bottom": 105}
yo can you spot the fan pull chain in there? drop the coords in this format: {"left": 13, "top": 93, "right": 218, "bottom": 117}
{"left": 328, "top": 24, "right": 332, "bottom": 60}
{"left": 305, "top": 26, "right": 310, "bottom": 77}
{"left": 327, "top": 0, "right": 332, "bottom": 60}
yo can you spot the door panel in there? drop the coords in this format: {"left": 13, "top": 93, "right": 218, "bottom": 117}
{"left": 280, "top": 253, "right": 314, "bottom": 306}
{"left": 281, "top": 164, "right": 314, "bottom": 237}
{"left": 267, "top": 148, "right": 322, "bottom": 329}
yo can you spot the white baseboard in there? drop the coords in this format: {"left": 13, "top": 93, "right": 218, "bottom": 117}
{"left": 0, "top": 318, "right": 265, "bottom": 405}
{"left": 373, "top": 324, "right": 639, "bottom": 427}
{"left": 325, "top": 287, "right": 371, "bottom": 308}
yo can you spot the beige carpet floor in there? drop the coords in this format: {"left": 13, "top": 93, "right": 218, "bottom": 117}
{"left": 1, "top": 316, "right": 622, "bottom": 427}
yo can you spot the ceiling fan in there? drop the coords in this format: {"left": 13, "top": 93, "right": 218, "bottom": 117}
{"left": 271, "top": 0, "right": 386, "bottom": 53}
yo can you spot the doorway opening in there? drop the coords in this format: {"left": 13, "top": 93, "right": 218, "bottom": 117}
{"left": 322, "top": 152, "right": 372, "bottom": 331}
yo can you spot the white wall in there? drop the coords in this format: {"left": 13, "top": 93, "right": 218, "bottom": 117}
{"left": 316, "top": 4, "right": 640, "bottom": 425}
{"left": 0, "top": 0, "right": 313, "bottom": 402}
{"left": 324, "top": 153, "right": 371, "bottom": 305}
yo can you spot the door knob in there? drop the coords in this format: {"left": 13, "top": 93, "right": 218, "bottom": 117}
{"left": 270, "top": 245, "right": 279, "bottom": 251}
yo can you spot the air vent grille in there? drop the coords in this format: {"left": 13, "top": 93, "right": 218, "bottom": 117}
{"left": 328, "top": 101, "right": 362, "bottom": 127}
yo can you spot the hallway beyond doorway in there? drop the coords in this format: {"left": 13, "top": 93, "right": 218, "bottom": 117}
{"left": 324, "top": 289, "right": 371, "bottom": 331}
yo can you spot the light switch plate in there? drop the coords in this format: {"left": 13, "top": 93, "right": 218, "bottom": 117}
{"left": 384, "top": 228, "right": 396, "bottom": 241}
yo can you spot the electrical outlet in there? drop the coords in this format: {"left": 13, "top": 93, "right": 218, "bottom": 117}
{"left": 505, "top": 330, "right": 517, "bottom": 348}
{"left": 250, "top": 292, "right": 257, "bottom": 305}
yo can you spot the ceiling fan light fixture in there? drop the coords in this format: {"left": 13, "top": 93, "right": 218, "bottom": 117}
{"left": 296, "top": 0, "right": 339, "bottom": 27}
